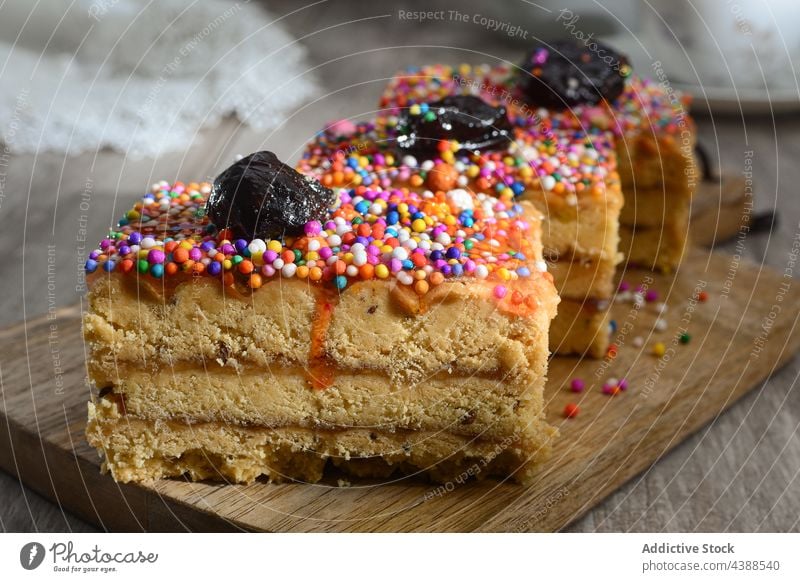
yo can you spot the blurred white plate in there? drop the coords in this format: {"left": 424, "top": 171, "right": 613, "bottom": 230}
{"left": 602, "top": 34, "right": 800, "bottom": 115}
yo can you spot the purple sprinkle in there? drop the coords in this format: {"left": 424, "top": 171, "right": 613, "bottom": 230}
{"left": 304, "top": 220, "right": 322, "bottom": 236}
{"left": 645, "top": 290, "right": 658, "bottom": 302}
{"left": 570, "top": 378, "right": 585, "bottom": 393}
{"left": 128, "top": 232, "right": 142, "bottom": 245}
{"left": 147, "top": 249, "right": 165, "bottom": 264}
{"left": 189, "top": 247, "right": 202, "bottom": 261}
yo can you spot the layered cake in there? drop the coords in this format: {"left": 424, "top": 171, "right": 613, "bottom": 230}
{"left": 84, "top": 150, "right": 559, "bottom": 484}
{"left": 380, "top": 41, "right": 696, "bottom": 276}
{"left": 376, "top": 45, "right": 634, "bottom": 356}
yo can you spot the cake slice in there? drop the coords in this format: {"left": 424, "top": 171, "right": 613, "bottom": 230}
{"left": 84, "top": 151, "right": 559, "bottom": 484}
{"left": 380, "top": 45, "right": 696, "bottom": 273}
{"left": 374, "top": 61, "right": 624, "bottom": 356}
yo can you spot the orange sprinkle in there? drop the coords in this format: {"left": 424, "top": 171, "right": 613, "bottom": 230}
{"left": 238, "top": 260, "right": 254, "bottom": 274}
{"left": 172, "top": 247, "right": 189, "bottom": 263}
{"left": 248, "top": 273, "right": 262, "bottom": 288}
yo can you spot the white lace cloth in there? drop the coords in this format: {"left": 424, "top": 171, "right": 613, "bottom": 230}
{"left": 0, "top": 0, "right": 318, "bottom": 157}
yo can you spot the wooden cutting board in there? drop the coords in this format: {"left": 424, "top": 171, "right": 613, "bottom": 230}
{"left": 1, "top": 244, "right": 797, "bottom": 532}
{"left": 1, "top": 176, "right": 794, "bottom": 532}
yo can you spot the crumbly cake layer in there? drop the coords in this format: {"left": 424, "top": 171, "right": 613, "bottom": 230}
{"left": 85, "top": 274, "right": 555, "bottom": 389}
{"left": 99, "top": 366, "right": 541, "bottom": 439}
{"left": 548, "top": 256, "right": 618, "bottom": 300}
{"left": 549, "top": 298, "right": 611, "bottom": 358}
{"left": 87, "top": 399, "right": 556, "bottom": 484}
{"left": 619, "top": 186, "right": 693, "bottom": 228}
{"left": 619, "top": 223, "right": 689, "bottom": 273}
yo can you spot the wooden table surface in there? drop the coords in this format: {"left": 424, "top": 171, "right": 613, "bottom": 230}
{"left": 1, "top": 1, "right": 799, "bottom": 532}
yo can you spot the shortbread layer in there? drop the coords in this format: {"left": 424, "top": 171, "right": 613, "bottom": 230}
{"left": 87, "top": 399, "right": 557, "bottom": 484}
{"left": 549, "top": 298, "right": 611, "bottom": 358}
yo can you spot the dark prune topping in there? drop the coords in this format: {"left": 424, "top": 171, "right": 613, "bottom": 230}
{"left": 395, "top": 95, "right": 512, "bottom": 157}
{"left": 518, "top": 39, "right": 631, "bottom": 109}
{"left": 206, "top": 151, "right": 335, "bottom": 240}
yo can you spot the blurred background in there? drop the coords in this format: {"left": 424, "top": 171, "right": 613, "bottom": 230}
{"left": 0, "top": 0, "right": 798, "bottom": 532}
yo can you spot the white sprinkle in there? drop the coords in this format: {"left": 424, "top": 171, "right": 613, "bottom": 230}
{"left": 140, "top": 237, "right": 156, "bottom": 249}
{"left": 632, "top": 336, "right": 644, "bottom": 348}
{"left": 327, "top": 234, "right": 342, "bottom": 247}
{"left": 535, "top": 260, "right": 548, "bottom": 272}
{"left": 402, "top": 155, "right": 418, "bottom": 168}
{"left": 353, "top": 252, "right": 368, "bottom": 267}
{"left": 541, "top": 176, "right": 556, "bottom": 191}
{"left": 272, "top": 258, "right": 285, "bottom": 270}
{"left": 655, "top": 318, "right": 668, "bottom": 331}
{"left": 446, "top": 188, "right": 474, "bottom": 212}
{"left": 476, "top": 265, "right": 489, "bottom": 279}
{"left": 421, "top": 160, "right": 435, "bottom": 171}
{"left": 248, "top": 239, "right": 267, "bottom": 254}
{"left": 392, "top": 247, "right": 409, "bottom": 261}
{"left": 282, "top": 263, "right": 297, "bottom": 278}
{"left": 308, "top": 239, "right": 321, "bottom": 252}
{"left": 346, "top": 265, "right": 358, "bottom": 277}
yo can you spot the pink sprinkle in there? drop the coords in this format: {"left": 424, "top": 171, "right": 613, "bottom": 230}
{"left": 645, "top": 290, "right": 659, "bottom": 302}
{"left": 494, "top": 285, "right": 507, "bottom": 299}
{"left": 324, "top": 118, "right": 356, "bottom": 137}
{"left": 304, "top": 220, "right": 322, "bottom": 236}
{"left": 570, "top": 378, "right": 585, "bottom": 393}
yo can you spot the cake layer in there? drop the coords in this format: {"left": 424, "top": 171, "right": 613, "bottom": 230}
{"left": 87, "top": 398, "right": 556, "bottom": 484}
{"left": 98, "top": 364, "right": 542, "bottom": 439}
{"left": 534, "top": 187, "right": 623, "bottom": 265}
{"left": 617, "top": 133, "right": 697, "bottom": 192}
{"left": 550, "top": 298, "right": 610, "bottom": 358}
{"left": 85, "top": 273, "right": 555, "bottom": 391}
{"left": 619, "top": 222, "right": 689, "bottom": 272}
{"left": 619, "top": 186, "right": 692, "bottom": 228}
{"left": 548, "top": 255, "right": 618, "bottom": 300}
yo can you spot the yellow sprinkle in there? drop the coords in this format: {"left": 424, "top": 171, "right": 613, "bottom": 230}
{"left": 223, "top": 259, "right": 233, "bottom": 270}
{"left": 375, "top": 264, "right": 389, "bottom": 279}
{"left": 267, "top": 240, "right": 282, "bottom": 252}
{"left": 409, "top": 104, "right": 421, "bottom": 116}
{"left": 467, "top": 165, "right": 480, "bottom": 178}
{"left": 652, "top": 342, "right": 666, "bottom": 357}
{"left": 251, "top": 251, "right": 264, "bottom": 265}
{"left": 412, "top": 218, "right": 426, "bottom": 232}
{"left": 498, "top": 268, "right": 511, "bottom": 281}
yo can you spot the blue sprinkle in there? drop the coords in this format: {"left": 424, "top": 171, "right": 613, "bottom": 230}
{"left": 150, "top": 263, "right": 164, "bottom": 278}
{"left": 386, "top": 211, "right": 399, "bottom": 225}
{"left": 207, "top": 261, "right": 222, "bottom": 276}
{"left": 445, "top": 247, "right": 461, "bottom": 260}
{"left": 354, "top": 201, "right": 370, "bottom": 214}
{"left": 451, "top": 263, "right": 464, "bottom": 277}
{"left": 402, "top": 259, "right": 413, "bottom": 270}
{"left": 511, "top": 182, "right": 525, "bottom": 196}
{"left": 517, "top": 267, "right": 531, "bottom": 278}
{"left": 85, "top": 259, "right": 98, "bottom": 273}
{"left": 102, "top": 260, "right": 115, "bottom": 273}
{"left": 334, "top": 275, "right": 347, "bottom": 290}
{"left": 610, "top": 319, "right": 618, "bottom": 333}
